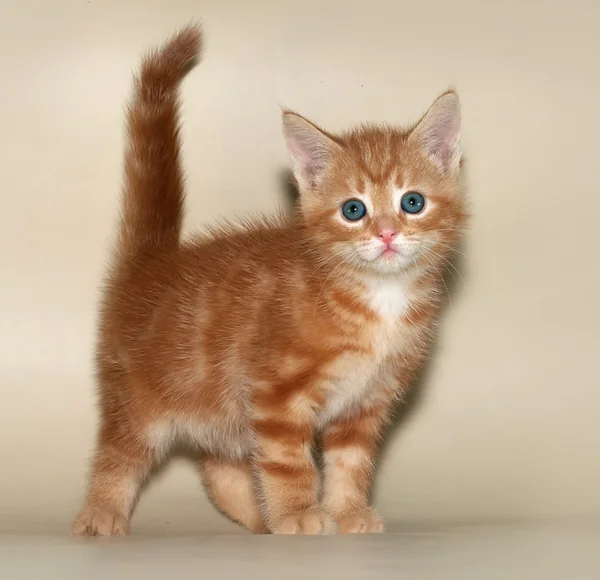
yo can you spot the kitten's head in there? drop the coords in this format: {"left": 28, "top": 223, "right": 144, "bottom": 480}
{"left": 282, "top": 91, "right": 467, "bottom": 276}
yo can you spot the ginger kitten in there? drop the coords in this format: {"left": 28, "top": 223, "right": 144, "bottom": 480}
{"left": 71, "top": 24, "right": 467, "bottom": 536}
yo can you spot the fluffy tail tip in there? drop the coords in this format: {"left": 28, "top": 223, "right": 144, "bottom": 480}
{"left": 138, "top": 23, "right": 203, "bottom": 92}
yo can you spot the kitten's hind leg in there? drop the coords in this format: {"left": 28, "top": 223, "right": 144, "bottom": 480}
{"left": 71, "top": 363, "right": 156, "bottom": 536}
{"left": 201, "top": 456, "right": 266, "bottom": 534}
{"left": 71, "top": 431, "right": 155, "bottom": 536}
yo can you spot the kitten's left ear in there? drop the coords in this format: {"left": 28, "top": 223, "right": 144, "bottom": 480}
{"left": 409, "top": 91, "right": 461, "bottom": 174}
{"left": 282, "top": 111, "right": 343, "bottom": 191}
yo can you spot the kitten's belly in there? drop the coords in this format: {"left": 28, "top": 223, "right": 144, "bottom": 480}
{"left": 146, "top": 412, "right": 251, "bottom": 461}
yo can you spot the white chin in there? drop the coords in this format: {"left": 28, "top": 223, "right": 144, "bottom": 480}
{"left": 363, "top": 255, "right": 406, "bottom": 273}
{"left": 352, "top": 246, "right": 416, "bottom": 272}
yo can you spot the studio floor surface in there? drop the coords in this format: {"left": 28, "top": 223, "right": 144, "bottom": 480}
{"left": 1, "top": 520, "right": 599, "bottom": 579}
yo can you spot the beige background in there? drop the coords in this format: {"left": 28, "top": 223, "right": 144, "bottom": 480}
{"left": 1, "top": 0, "right": 599, "bottom": 535}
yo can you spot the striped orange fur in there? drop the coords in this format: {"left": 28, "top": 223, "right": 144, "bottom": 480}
{"left": 71, "top": 24, "right": 468, "bottom": 536}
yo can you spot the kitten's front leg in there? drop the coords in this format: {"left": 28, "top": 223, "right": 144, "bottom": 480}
{"left": 321, "top": 402, "right": 391, "bottom": 534}
{"left": 251, "top": 388, "right": 333, "bottom": 535}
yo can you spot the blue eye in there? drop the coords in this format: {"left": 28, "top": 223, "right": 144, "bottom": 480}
{"left": 400, "top": 192, "right": 425, "bottom": 214}
{"left": 341, "top": 199, "right": 367, "bottom": 221}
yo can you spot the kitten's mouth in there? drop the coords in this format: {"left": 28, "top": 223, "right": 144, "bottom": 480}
{"left": 379, "top": 247, "right": 399, "bottom": 258}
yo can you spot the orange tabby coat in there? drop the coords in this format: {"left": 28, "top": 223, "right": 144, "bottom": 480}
{"left": 71, "top": 24, "right": 467, "bottom": 536}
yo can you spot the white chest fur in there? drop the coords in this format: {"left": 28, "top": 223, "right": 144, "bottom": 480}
{"left": 319, "top": 278, "right": 412, "bottom": 425}
{"left": 367, "top": 278, "right": 410, "bottom": 319}
{"left": 367, "top": 277, "right": 412, "bottom": 360}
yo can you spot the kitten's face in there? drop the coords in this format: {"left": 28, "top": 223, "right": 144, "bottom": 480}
{"left": 283, "top": 92, "right": 466, "bottom": 277}
{"left": 300, "top": 138, "right": 464, "bottom": 275}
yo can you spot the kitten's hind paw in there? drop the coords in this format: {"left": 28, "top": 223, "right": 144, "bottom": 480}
{"left": 71, "top": 508, "right": 129, "bottom": 537}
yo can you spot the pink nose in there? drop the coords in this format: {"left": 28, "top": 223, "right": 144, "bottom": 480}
{"left": 377, "top": 229, "right": 397, "bottom": 245}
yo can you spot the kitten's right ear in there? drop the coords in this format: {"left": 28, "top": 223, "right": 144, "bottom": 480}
{"left": 282, "top": 111, "right": 342, "bottom": 191}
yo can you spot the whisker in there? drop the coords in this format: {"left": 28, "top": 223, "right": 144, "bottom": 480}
{"left": 432, "top": 242, "right": 466, "bottom": 258}
{"left": 426, "top": 247, "right": 466, "bottom": 287}
{"left": 421, "top": 253, "right": 453, "bottom": 307}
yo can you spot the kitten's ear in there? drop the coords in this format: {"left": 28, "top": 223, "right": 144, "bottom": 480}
{"left": 282, "top": 111, "right": 342, "bottom": 190}
{"left": 409, "top": 91, "right": 461, "bottom": 174}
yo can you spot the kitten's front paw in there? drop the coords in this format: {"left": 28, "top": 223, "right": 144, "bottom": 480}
{"left": 271, "top": 507, "right": 335, "bottom": 535}
{"left": 71, "top": 508, "right": 129, "bottom": 536}
{"left": 335, "top": 507, "right": 385, "bottom": 534}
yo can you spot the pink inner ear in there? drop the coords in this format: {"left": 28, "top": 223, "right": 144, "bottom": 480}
{"left": 283, "top": 114, "right": 335, "bottom": 188}
{"left": 290, "top": 133, "right": 328, "bottom": 179}
{"left": 415, "top": 94, "right": 461, "bottom": 171}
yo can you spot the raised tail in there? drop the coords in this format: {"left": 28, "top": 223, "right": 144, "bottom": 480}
{"left": 117, "top": 24, "right": 202, "bottom": 258}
